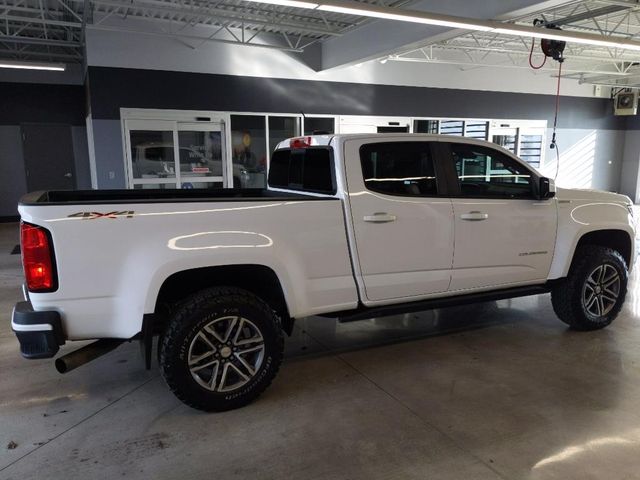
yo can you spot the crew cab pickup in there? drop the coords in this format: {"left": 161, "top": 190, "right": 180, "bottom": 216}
{"left": 12, "top": 134, "right": 635, "bottom": 411}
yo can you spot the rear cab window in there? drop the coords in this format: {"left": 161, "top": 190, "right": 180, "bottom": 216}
{"left": 268, "top": 147, "right": 336, "bottom": 195}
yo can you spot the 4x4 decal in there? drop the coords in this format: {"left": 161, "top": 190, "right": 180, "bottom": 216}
{"left": 67, "top": 211, "right": 135, "bottom": 220}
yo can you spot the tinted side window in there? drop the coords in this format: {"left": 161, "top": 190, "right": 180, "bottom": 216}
{"left": 268, "top": 148, "right": 335, "bottom": 194}
{"left": 359, "top": 142, "right": 438, "bottom": 197}
{"left": 451, "top": 144, "right": 533, "bottom": 199}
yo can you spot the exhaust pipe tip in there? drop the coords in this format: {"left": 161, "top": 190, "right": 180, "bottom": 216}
{"left": 55, "top": 357, "right": 69, "bottom": 374}
{"left": 54, "top": 339, "right": 124, "bottom": 374}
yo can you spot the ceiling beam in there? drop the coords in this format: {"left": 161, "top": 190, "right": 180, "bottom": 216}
{"left": 0, "top": 14, "right": 82, "bottom": 28}
{"left": 0, "top": 35, "right": 82, "bottom": 48}
{"left": 79, "top": 0, "right": 347, "bottom": 37}
{"left": 551, "top": 4, "right": 630, "bottom": 26}
{"left": 88, "top": 24, "right": 304, "bottom": 51}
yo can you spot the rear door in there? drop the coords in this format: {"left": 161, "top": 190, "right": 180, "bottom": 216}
{"left": 343, "top": 138, "right": 454, "bottom": 303}
{"left": 22, "top": 124, "right": 76, "bottom": 191}
{"left": 442, "top": 140, "right": 557, "bottom": 291}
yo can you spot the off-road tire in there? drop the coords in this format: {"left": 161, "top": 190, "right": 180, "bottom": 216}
{"left": 160, "top": 287, "right": 284, "bottom": 411}
{"left": 551, "top": 246, "right": 628, "bottom": 331}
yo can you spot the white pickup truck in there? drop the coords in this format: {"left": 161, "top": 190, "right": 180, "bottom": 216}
{"left": 12, "top": 134, "right": 635, "bottom": 411}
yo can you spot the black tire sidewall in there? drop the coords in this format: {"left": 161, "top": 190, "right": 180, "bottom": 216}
{"left": 571, "top": 248, "right": 628, "bottom": 329}
{"left": 161, "top": 291, "right": 282, "bottom": 411}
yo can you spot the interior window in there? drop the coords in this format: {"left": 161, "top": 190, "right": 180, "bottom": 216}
{"left": 359, "top": 142, "right": 437, "bottom": 197}
{"left": 451, "top": 143, "right": 533, "bottom": 198}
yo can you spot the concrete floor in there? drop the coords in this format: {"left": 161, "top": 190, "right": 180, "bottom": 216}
{"left": 2, "top": 222, "right": 640, "bottom": 480}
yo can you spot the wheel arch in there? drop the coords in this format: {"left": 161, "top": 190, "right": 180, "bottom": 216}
{"left": 152, "top": 264, "right": 294, "bottom": 335}
{"left": 573, "top": 229, "right": 633, "bottom": 269}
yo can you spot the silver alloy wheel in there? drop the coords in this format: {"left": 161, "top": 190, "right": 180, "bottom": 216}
{"left": 187, "top": 316, "right": 265, "bottom": 392}
{"left": 582, "top": 264, "right": 621, "bottom": 318}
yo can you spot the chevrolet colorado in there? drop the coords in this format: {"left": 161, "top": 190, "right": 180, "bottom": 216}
{"left": 12, "top": 134, "right": 635, "bottom": 411}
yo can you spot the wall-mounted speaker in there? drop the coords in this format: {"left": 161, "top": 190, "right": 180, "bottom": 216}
{"left": 614, "top": 89, "right": 638, "bottom": 116}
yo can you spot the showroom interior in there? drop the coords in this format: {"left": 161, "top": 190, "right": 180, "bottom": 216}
{"left": 3, "top": 0, "right": 640, "bottom": 478}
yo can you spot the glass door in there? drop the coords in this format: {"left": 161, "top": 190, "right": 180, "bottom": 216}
{"left": 177, "top": 122, "right": 226, "bottom": 189}
{"left": 268, "top": 116, "right": 301, "bottom": 155}
{"left": 124, "top": 119, "right": 227, "bottom": 189}
{"left": 125, "top": 119, "right": 178, "bottom": 189}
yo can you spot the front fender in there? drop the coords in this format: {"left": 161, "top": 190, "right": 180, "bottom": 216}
{"left": 548, "top": 200, "right": 635, "bottom": 279}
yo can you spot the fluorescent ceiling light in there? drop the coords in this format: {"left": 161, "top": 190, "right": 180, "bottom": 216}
{"left": 0, "top": 60, "right": 66, "bottom": 71}
{"left": 318, "top": 4, "right": 492, "bottom": 31}
{"left": 242, "top": 0, "right": 640, "bottom": 52}
{"left": 245, "top": 0, "right": 318, "bottom": 9}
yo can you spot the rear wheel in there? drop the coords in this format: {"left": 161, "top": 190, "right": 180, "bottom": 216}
{"left": 551, "top": 246, "right": 628, "bottom": 331}
{"left": 160, "top": 287, "right": 284, "bottom": 411}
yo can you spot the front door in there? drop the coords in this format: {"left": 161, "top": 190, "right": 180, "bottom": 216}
{"left": 22, "top": 124, "right": 76, "bottom": 191}
{"left": 443, "top": 141, "right": 557, "bottom": 291}
{"left": 343, "top": 139, "right": 454, "bottom": 303}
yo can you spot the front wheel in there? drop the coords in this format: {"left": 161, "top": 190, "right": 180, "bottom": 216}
{"left": 551, "top": 246, "right": 628, "bottom": 331}
{"left": 160, "top": 287, "right": 284, "bottom": 411}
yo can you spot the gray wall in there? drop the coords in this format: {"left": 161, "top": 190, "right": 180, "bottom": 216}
{"left": 92, "top": 120, "right": 127, "bottom": 189}
{"left": 72, "top": 126, "right": 92, "bottom": 189}
{"left": 0, "top": 81, "right": 88, "bottom": 218}
{"left": 0, "top": 125, "right": 90, "bottom": 217}
{"left": 86, "top": 67, "right": 631, "bottom": 193}
{"left": 620, "top": 130, "right": 640, "bottom": 202}
{"left": 0, "top": 126, "right": 27, "bottom": 217}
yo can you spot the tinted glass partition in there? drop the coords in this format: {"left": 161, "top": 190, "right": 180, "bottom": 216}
{"left": 230, "top": 115, "right": 268, "bottom": 188}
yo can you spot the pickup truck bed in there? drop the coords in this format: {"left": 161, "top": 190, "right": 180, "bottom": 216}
{"left": 20, "top": 188, "right": 321, "bottom": 205}
{"left": 18, "top": 189, "right": 357, "bottom": 341}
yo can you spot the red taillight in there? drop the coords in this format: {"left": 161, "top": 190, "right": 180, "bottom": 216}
{"left": 21, "top": 222, "right": 57, "bottom": 292}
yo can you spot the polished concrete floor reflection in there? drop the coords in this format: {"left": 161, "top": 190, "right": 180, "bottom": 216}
{"left": 2, "top": 221, "right": 640, "bottom": 479}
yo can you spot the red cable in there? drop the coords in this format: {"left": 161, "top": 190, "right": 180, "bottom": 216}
{"left": 529, "top": 38, "right": 547, "bottom": 69}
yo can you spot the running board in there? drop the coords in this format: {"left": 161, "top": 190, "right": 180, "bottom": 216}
{"left": 336, "top": 285, "right": 551, "bottom": 323}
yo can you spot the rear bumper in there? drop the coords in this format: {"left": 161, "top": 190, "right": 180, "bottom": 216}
{"left": 11, "top": 301, "right": 65, "bottom": 359}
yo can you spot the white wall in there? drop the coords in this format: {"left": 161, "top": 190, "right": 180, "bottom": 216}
{"left": 539, "top": 128, "right": 625, "bottom": 193}
{"left": 85, "top": 22, "right": 596, "bottom": 98}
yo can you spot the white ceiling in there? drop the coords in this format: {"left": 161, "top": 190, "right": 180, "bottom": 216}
{"left": 2, "top": 0, "right": 640, "bottom": 87}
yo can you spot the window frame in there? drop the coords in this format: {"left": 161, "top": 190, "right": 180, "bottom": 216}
{"left": 440, "top": 141, "right": 540, "bottom": 200}
{"left": 358, "top": 141, "right": 445, "bottom": 198}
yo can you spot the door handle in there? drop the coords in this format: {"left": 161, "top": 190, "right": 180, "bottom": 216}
{"left": 64, "top": 172, "right": 73, "bottom": 178}
{"left": 364, "top": 212, "right": 397, "bottom": 223}
{"left": 460, "top": 211, "right": 488, "bottom": 221}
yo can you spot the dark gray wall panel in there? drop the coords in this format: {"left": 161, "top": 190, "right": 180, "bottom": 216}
{"left": 625, "top": 115, "right": 640, "bottom": 130}
{"left": 0, "top": 126, "right": 27, "bottom": 216}
{"left": 88, "top": 66, "right": 625, "bottom": 130}
{"left": 0, "top": 82, "right": 86, "bottom": 126}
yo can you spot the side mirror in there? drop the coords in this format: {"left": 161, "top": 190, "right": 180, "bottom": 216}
{"left": 537, "top": 177, "right": 556, "bottom": 199}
